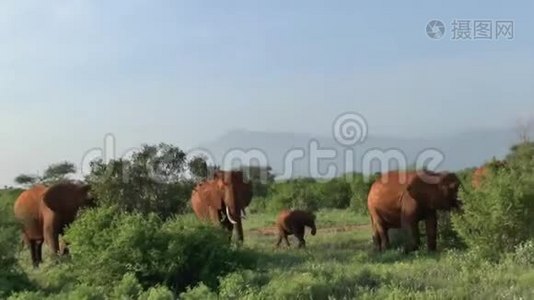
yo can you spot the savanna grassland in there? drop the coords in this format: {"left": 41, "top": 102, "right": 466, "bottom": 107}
{"left": 5, "top": 206, "right": 534, "bottom": 299}
{"left": 2, "top": 142, "right": 534, "bottom": 299}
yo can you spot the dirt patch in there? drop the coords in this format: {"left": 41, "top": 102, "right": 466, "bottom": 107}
{"left": 250, "top": 224, "right": 370, "bottom": 236}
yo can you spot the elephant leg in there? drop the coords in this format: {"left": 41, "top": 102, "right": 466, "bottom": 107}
{"left": 403, "top": 221, "right": 420, "bottom": 253}
{"left": 374, "top": 223, "right": 389, "bottom": 251}
{"left": 212, "top": 208, "right": 233, "bottom": 242}
{"left": 294, "top": 226, "right": 306, "bottom": 248}
{"left": 371, "top": 221, "right": 382, "bottom": 251}
{"left": 284, "top": 233, "right": 291, "bottom": 247}
{"left": 44, "top": 226, "right": 60, "bottom": 256}
{"left": 276, "top": 228, "right": 286, "bottom": 247}
{"left": 35, "top": 239, "right": 43, "bottom": 264}
{"left": 234, "top": 220, "right": 244, "bottom": 244}
{"left": 425, "top": 213, "right": 438, "bottom": 251}
{"left": 29, "top": 240, "right": 39, "bottom": 268}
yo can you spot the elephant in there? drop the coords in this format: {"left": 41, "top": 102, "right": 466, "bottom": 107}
{"left": 13, "top": 184, "right": 47, "bottom": 267}
{"left": 191, "top": 170, "right": 252, "bottom": 243}
{"left": 13, "top": 181, "right": 94, "bottom": 267}
{"left": 275, "top": 209, "right": 316, "bottom": 248}
{"left": 366, "top": 170, "right": 462, "bottom": 252}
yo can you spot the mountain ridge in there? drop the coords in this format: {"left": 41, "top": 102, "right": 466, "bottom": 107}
{"left": 196, "top": 128, "right": 518, "bottom": 179}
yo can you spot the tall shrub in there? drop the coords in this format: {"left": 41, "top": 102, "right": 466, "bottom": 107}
{"left": 63, "top": 206, "right": 253, "bottom": 294}
{"left": 452, "top": 165, "right": 534, "bottom": 259}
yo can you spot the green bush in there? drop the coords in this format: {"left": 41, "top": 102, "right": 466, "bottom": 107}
{"left": 62, "top": 206, "right": 254, "bottom": 294}
{"left": 507, "top": 240, "right": 534, "bottom": 266}
{"left": 506, "top": 142, "right": 534, "bottom": 168}
{"left": 436, "top": 211, "right": 465, "bottom": 250}
{"left": 348, "top": 173, "right": 377, "bottom": 214}
{"left": 452, "top": 164, "right": 534, "bottom": 259}
{"left": 182, "top": 264, "right": 385, "bottom": 299}
{"left": 0, "top": 189, "right": 32, "bottom": 298}
{"left": 137, "top": 285, "right": 175, "bottom": 300}
{"left": 317, "top": 178, "right": 352, "bottom": 209}
{"left": 265, "top": 179, "right": 322, "bottom": 212}
{"left": 264, "top": 175, "right": 367, "bottom": 213}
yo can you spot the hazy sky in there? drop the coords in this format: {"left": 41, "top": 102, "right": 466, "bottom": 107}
{"left": 1, "top": 1, "right": 533, "bottom": 185}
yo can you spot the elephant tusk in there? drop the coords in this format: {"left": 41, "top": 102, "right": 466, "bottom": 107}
{"left": 226, "top": 206, "right": 238, "bottom": 225}
{"left": 241, "top": 209, "right": 247, "bottom": 219}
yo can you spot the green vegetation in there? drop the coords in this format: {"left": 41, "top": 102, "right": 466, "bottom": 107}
{"left": 86, "top": 144, "right": 194, "bottom": 219}
{"left": 249, "top": 173, "right": 375, "bottom": 215}
{"left": 452, "top": 143, "right": 534, "bottom": 259}
{"left": 1, "top": 141, "right": 534, "bottom": 299}
{"left": 0, "top": 189, "right": 32, "bottom": 298}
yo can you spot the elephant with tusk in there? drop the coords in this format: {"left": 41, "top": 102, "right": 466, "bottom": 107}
{"left": 191, "top": 170, "right": 252, "bottom": 243}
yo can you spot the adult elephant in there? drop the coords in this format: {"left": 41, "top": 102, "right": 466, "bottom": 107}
{"left": 191, "top": 170, "right": 252, "bottom": 243}
{"left": 367, "top": 170, "right": 462, "bottom": 252}
{"left": 13, "top": 181, "right": 94, "bottom": 267}
{"left": 13, "top": 184, "right": 47, "bottom": 267}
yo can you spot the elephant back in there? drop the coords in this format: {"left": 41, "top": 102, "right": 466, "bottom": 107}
{"left": 13, "top": 184, "right": 47, "bottom": 216}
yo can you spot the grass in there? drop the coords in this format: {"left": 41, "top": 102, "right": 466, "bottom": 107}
{"left": 185, "top": 209, "right": 534, "bottom": 299}
{"left": 5, "top": 192, "right": 534, "bottom": 299}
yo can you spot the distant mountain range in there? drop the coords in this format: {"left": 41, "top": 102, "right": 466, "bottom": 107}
{"left": 196, "top": 128, "right": 518, "bottom": 179}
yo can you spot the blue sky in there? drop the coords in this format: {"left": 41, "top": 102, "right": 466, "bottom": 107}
{"left": 1, "top": 1, "right": 533, "bottom": 185}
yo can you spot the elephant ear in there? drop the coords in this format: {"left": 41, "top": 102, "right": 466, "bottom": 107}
{"left": 229, "top": 171, "right": 253, "bottom": 209}
{"left": 42, "top": 182, "right": 83, "bottom": 217}
{"left": 239, "top": 182, "right": 253, "bottom": 208}
{"left": 406, "top": 170, "right": 443, "bottom": 210}
{"left": 197, "top": 180, "right": 225, "bottom": 210}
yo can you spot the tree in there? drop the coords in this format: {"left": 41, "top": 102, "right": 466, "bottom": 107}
{"left": 14, "top": 174, "right": 39, "bottom": 187}
{"left": 42, "top": 161, "right": 76, "bottom": 183}
{"left": 188, "top": 155, "right": 209, "bottom": 182}
{"left": 87, "top": 143, "right": 191, "bottom": 218}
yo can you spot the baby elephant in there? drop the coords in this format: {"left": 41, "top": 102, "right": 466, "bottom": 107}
{"left": 276, "top": 209, "right": 317, "bottom": 248}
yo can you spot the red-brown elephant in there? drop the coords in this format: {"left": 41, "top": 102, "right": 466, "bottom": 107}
{"left": 13, "top": 181, "right": 94, "bottom": 267}
{"left": 275, "top": 209, "right": 317, "bottom": 248}
{"left": 367, "top": 170, "right": 462, "bottom": 252}
{"left": 13, "top": 184, "right": 47, "bottom": 267}
{"left": 191, "top": 170, "right": 252, "bottom": 243}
